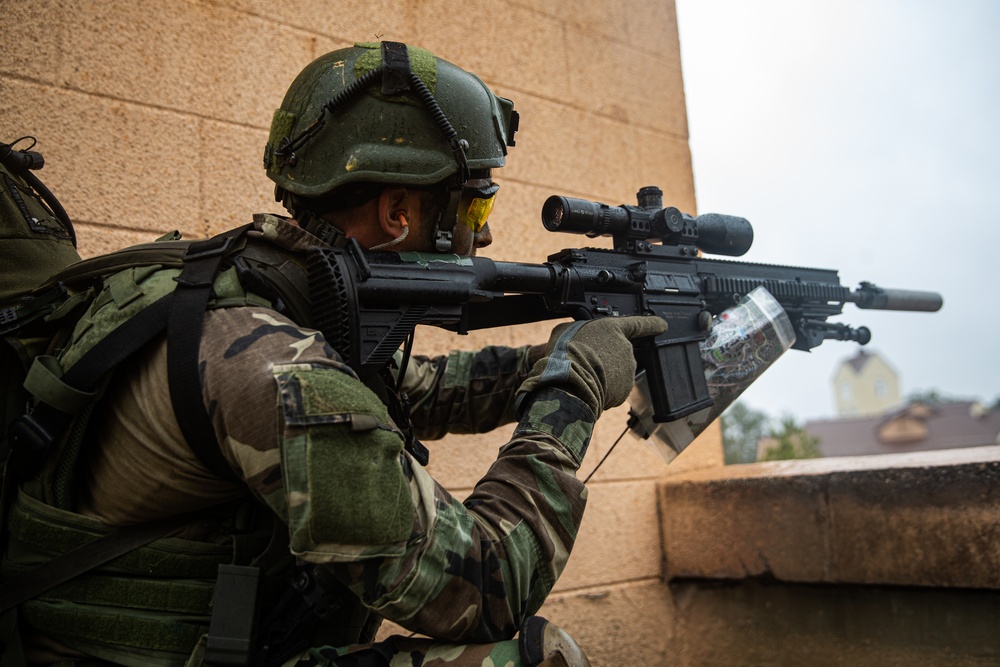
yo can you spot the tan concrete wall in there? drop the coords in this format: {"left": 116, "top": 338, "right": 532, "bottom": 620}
{"left": 658, "top": 447, "right": 1000, "bottom": 664}
{"left": 2, "top": 0, "right": 716, "bottom": 662}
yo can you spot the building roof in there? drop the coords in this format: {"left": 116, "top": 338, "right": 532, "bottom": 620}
{"left": 844, "top": 349, "right": 873, "bottom": 374}
{"left": 804, "top": 401, "right": 1000, "bottom": 457}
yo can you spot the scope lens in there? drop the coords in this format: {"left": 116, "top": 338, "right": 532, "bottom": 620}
{"left": 541, "top": 197, "right": 567, "bottom": 231}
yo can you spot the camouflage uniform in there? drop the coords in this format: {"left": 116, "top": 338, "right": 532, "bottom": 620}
{"left": 16, "top": 215, "right": 594, "bottom": 666}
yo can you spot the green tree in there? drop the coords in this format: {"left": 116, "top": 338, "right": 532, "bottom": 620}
{"left": 760, "top": 416, "right": 822, "bottom": 461}
{"left": 720, "top": 401, "right": 771, "bottom": 464}
{"left": 906, "top": 388, "right": 951, "bottom": 405}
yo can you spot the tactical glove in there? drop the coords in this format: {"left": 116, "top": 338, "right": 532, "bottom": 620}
{"left": 516, "top": 315, "right": 668, "bottom": 419}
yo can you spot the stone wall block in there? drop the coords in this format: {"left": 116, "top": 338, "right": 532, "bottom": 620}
{"left": 1, "top": 0, "right": 64, "bottom": 85}
{"left": 660, "top": 450, "right": 1000, "bottom": 589}
{"left": 204, "top": 0, "right": 415, "bottom": 47}
{"left": 410, "top": 0, "right": 571, "bottom": 101}
{"left": 580, "top": 418, "right": 667, "bottom": 484}
{"left": 659, "top": 473, "right": 831, "bottom": 581}
{"left": 198, "top": 119, "right": 279, "bottom": 235}
{"left": 507, "top": 96, "right": 644, "bottom": 201}
{"left": 670, "top": 579, "right": 1000, "bottom": 666}
{"left": 564, "top": 35, "right": 688, "bottom": 136}
{"left": 538, "top": 581, "right": 675, "bottom": 664}
{"left": 633, "top": 129, "right": 696, "bottom": 213}
{"left": 62, "top": 0, "right": 313, "bottom": 127}
{"left": 507, "top": 0, "right": 681, "bottom": 62}
{"left": 586, "top": 421, "right": 725, "bottom": 483}
{"left": 556, "top": 480, "right": 663, "bottom": 590}
{"left": 508, "top": 0, "right": 630, "bottom": 46}
{"left": 826, "top": 462, "right": 1000, "bottom": 588}
{"left": 423, "top": 428, "right": 518, "bottom": 494}
{"left": 72, "top": 222, "right": 163, "bottom": 259}
{"left": 0, "top": 78, "right": 201, "bottom": 240}
{"left": 623, "top": 0, "right": 682, "bottom": 60}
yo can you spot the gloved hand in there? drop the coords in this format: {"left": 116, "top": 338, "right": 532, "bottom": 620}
{"left": 516, "top": 315, "right": 668, "bottom": 419}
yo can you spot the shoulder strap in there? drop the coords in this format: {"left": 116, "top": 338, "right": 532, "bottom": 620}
{"left": 166, "top": 226, "right": 251, "bottom": 482}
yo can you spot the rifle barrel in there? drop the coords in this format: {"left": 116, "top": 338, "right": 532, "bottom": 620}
{"left": 853, "top": 284, "right": 943, "bottom": 312}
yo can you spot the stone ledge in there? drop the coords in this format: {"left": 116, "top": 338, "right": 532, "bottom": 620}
{"left": 658, "top": 446, "right": 1000, "bottom": 588}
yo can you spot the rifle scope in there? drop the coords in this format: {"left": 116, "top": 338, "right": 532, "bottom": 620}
{"left": 542, "top": 187, "right": 754, "bottom": 257}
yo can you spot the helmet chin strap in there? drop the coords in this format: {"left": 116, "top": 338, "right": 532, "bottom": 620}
{"left": 433, "top": 185, "right": 463, "bottom": 252}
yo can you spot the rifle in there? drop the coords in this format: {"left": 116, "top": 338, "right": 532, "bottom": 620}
{"left": 308, "top": 186, "right": 942, "bottom": 431}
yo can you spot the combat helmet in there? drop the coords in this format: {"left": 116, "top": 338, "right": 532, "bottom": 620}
{"left": 264, "top": 41, "right": 519, "bottom": 251}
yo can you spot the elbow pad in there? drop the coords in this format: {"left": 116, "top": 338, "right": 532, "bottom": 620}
{"left": 275, "top": 362, "right": 415, "bottom": 560}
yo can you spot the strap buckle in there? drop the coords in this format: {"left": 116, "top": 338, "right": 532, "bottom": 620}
{"left": 174, "top": 236, "right": 237, "bottom": 289}
{"left": 183, "top": 235, "right": 235, "bottom": 262}
{"left": 8, "top": 413, "right": 56, "bottom": 478}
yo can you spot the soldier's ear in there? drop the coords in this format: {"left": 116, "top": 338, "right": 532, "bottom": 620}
{"left": 378, "top": 188, "right": 415, "bottom": 239}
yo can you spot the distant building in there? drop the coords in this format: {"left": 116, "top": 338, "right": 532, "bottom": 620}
{"left": 832, "top": 349, "right": 901, "bottom": 417}
{"left": 802, "top": 401, "right": 1000, "bottom": 458}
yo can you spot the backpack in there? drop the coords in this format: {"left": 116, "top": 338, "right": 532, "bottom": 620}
{"left": 0, "top": 138, "right": 312, "bottom": 482}
{"left": 0, "top": 138, "right": 81, "bottom": 470}
{"left": 0, "top": 139, "right": 327, "bottom": 665}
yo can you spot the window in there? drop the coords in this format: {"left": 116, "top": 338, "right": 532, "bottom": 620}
{"left": 840, "top": 381, "right": 853, "bottom": 400}
{"left": 875, "top": 378, "right": 886, "bottom": 398}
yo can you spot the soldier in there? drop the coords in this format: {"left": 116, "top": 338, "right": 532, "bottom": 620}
{"left": 1, "top": 42, "right": 666, "bottom": 666}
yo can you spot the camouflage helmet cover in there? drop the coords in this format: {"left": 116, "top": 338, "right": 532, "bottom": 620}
{"left": 264, "top": 42, "right": 518, "bottom": 198}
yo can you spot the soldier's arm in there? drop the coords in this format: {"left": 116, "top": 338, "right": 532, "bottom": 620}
{"left": 398, "top": 344, "right": 546, "bottom": 439}
{"left": 201, "top": 307, "right": 591, "bottom": 643}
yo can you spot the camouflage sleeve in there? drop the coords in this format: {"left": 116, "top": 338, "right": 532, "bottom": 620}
{"left": 320, "top": 387, "right": 593, "bottom": 643}
{"left": 199, "top": 307, "right": 594, "bottom": 643}
{"left": 399, "top": 344, "right": 546, "bottom": 440}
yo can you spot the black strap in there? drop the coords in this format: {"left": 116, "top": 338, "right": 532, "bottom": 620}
{"left": 363, "top": 369, "right": 429, "bottom": 466}
{"left": 0, "top": 511, "right": 191, "bottom": 613}
{"left": 167, "top": 227, "right": 250, "bottom": 482}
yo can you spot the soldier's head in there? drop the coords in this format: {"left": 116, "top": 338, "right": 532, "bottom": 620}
{"left": 264, "top": 42, "right": 518, "bottom": 256}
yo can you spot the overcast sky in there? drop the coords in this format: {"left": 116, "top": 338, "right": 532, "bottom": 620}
{"left": 674, "top": 0, "right": 1000, "bottom": 422}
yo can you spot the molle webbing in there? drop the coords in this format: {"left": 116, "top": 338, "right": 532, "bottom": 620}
{"left": 4, "top": 493, "right": 230, "bottom": 577}
{"left": 2, "top": 492, "right": 233, "bottom": 661}
{"left": 21, "top": 605, "right": 205, "bottom": 664}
